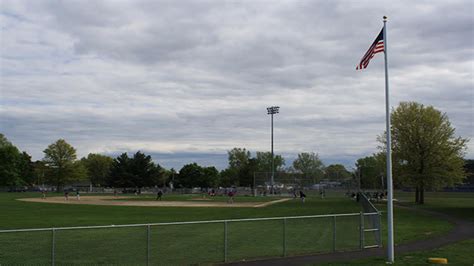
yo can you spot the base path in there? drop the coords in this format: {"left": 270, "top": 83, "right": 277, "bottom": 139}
{"left": 225, "top": 205, "right": 474, "bottom": 265}
{"left": 18, "top": 196, "right": 291, "bottom": 208}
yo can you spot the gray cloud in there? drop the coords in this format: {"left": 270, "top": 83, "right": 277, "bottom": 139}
{"left": 1, "top": 0, "right": 472, "bottom": 170}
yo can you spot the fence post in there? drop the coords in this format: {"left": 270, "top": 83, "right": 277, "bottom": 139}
{"left": 378, "top": 212, "right": 382, "bottom": 247}
{"left": 51, "top": 228, "right": 55, "bottom": 266}
{"left": 224, "top": 221, "right": 228, "bottom": 262}
{"left": 282, "top": 218, "right": 287, "bottom": 257}
{"left": 332, "top": 216, "right": 336, "bottom": 252}
{"left": 146, "top": 225, "right": 150, "bottom": 266}
{"left": 359, "top": 212, "right": 364, "bottom": 250}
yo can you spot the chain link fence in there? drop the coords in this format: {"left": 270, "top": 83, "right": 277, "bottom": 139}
{"left": 0, "top": 212, "right": 381, "bottom": 265}
{"left": 359, "top": 192, "right": 383, "bottom": 248}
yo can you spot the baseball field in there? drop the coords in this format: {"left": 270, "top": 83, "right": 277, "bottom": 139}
{"left": 0, "top": 191, "right": 471, "bottom": 264}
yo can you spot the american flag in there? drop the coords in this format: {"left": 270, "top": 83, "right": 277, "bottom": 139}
{"left": 356, "top": 28, "right": 385, "bottom": 70}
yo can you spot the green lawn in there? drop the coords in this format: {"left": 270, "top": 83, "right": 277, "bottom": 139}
{"left": 322, "top": 239, "right": 474, "bottom": 265}
{"left": 320, "top": 191, "right": 474, "bottom": 265}
{"left": 394, "top": 191, "right": 474, "bottom": 221}
{"left": 0, "top": 192, "right": 360, "bottom": 229}
{"left": 0, "top": 191, "right": 461, "bottom": 264}
{"left": 376, "top": 204, "right": 453, "bottom": 245}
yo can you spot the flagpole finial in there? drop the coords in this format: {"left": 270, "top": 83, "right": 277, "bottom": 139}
{"left": 383, "top": 16, "right": 388, "bottom": 22}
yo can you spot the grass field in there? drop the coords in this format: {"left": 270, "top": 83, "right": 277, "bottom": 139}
{"left": 0, "top": 192, "right": 360, "bottom": 229}
{"left": 394, "top": 191, "right": 474, "bottom": 221}
{"left": 322, "top": 239, "right": 474, "bottom": 265}
{"left": 382, "top": 191, "right": 474, "bottom": 245}
{"left": 322, "top": 191, "right": 474, "bottom": 265}
{"left": 0, "top": 191, "right": 463, "bottom": 264}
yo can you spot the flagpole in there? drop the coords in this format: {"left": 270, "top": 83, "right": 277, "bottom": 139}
{"left": 383, "top": 15, "right": 395, "bottom": 263}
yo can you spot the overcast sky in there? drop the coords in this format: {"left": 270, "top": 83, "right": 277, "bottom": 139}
{"left": 1, "top": 0, "right": 473, "bottom": 170}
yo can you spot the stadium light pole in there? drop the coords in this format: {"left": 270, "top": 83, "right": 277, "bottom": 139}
{"left": 267, "top": 106, "right": 279, "bottom": 194}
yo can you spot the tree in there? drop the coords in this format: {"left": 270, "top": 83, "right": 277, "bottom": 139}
{"left": 109, "top": 153, "right": 134, "bottom": 188}
{"left": 225, "top": 148, "right": 252, "bottom": 187}
{"left": 177, "top": 163, "right": 201, "bottom": 188}
{"left": 33, "top": 160, "right": 49, "bottom": 187}
{"left": 325, "top": 164, "right": 351, "bottom": 181}
{"left": 176, "top": 163, "right": 201, "bottom": 188}
{"left": 157, "top": 168, "right": 172, "bottom": 188}
{"left": 109, "top": 152, "right": 162, "bottom": 189}
{"left": 129, "top": 151, "right": 162, "bottom": 188}
{"left": 43, "top": 139, "right": 85, "bottom": 191}
{"left": 0, "top": 134, "right": 25, "bottom": 186}
{"left": 464, "top": 159, "right": 474, "bottom": 185}
{"left": 239, "top": 158, "right": 259, "bottom": 187}
{"left": 219, "top": 168, "right": 238, "bottom": 187}
{"left": 165, "top": 168, "right": 178, "bottom": 188}
{"left": 224, "top": 148, "right": 286, "bottom": 187}
{"left": 292, "top": 152, "right": 325, "bottom": 184}
{"left": 81, "top": 153, "right": 113, "bottom": 187}
{"left": 228, "top": 148, "right": 251, "bottom": 169}
{"left": 175, "top": 163, "right": 220, "bottom": 189}
{"left": 386, "top": 102, "right": 468, "bottom": 204}
{"left": 356, "top": 155, "right": 385, "bottom": 190}
{"left": 202, "top": 166, "right": 220, "bottom": 188}
{"left": 18, "top": 152, "right": 35, "bottom": 185}
{"left": 255, "top": 151, "right": 285, "bottom": 172}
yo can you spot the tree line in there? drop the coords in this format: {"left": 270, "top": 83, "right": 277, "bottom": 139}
{"left": 0, "top": 101, "right": 471, "bottom": 204}
{"left": 0, "top": 135, "right": 351, "bottom": 191}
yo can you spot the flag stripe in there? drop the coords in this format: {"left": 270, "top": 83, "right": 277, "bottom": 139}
{"left": 357, "top": 41, "right": 384, "bottom": 69}
{"left": 356, "top": 28, "right": 384, "bottom": 70}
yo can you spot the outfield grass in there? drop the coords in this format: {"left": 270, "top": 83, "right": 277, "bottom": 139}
{"left": 0, "top": 191, "right": 459, "bottom": 264}
{"left": 0, "top": 192, "right": 363, "bottom": 264}
{"left": 0, "top": 192, "right": 359, "bottom": 229}
{"left": 394, "top": 191, "right": 474, "bottom": 221}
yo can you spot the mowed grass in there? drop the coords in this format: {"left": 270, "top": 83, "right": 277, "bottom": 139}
{"left": 0, "top": 192, "right": 357, "bottom": 229}
{"left": 322, "top": 191, "right": 474, "bottom": 266}
{"left": 394, "top": 191, "right": 474, "bottom": 221}
{"left": 376, "top": 205, "right": 454, "bottom": 245}
{"left": 0, "top": 192, "right": 361, "bottom": 264}
{"left": 370, "top": 191, "right": 474, "bottom": 246}
{"left": 322, "top": 239, "right": 474, "bottom": 265}
{"left": 0, "top": 191, "right": 458, "bottom": 264}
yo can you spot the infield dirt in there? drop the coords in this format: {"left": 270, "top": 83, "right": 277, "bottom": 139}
{"left": 18, "top": 196, "right": 291, "bottom": 208}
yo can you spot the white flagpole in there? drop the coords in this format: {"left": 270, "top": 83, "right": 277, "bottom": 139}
{"left": 383, "top": 15, "right": 395, "bottom": 263}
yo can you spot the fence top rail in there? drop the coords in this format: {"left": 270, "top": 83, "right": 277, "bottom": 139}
{"left": 0, "top": 212, "right": 380, "bottom": 233}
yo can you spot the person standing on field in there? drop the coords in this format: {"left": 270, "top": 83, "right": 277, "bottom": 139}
{"left": 227, "top": 189, "right": 235, "bottom": 204}
{"left": 156, "top": 189, "right": 163, "bottom": 201}
{"left": 76, "top": 190, "right": 80, "bottom": 200}
{"left": 299, "top": 190, "right": 306, "bottom": 203}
